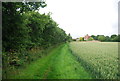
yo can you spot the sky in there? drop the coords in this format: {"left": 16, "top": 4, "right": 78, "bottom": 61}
{"left": 39, "top": 0, "right": 119, "bottom": 38}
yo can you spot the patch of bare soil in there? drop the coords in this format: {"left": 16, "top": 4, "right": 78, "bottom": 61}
{"left": 80, "top": 40, "right": 100, "bottom": 42}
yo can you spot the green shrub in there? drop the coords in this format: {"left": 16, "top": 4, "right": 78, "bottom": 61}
{"left": 88, "top": 37, "right": 94, "bottom": 41}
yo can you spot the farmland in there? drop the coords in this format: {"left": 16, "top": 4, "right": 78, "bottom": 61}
{"left": 2, "top": 1, "right": 119, "bottom": 80}
{"left": 69, "top": 42, "right": 119, "bottom": 79}
{"left": 3, "top": 42, "right": 119, "bottom": 79}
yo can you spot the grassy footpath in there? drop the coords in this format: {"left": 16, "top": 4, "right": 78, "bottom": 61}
{"left": 10, "top": 43, "right": 92, "bottom": 79}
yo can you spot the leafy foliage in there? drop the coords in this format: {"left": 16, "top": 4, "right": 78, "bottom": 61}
{"left": 2, "top": 2, "right": 72, "bottom": 79}
{"left": 2, "top": 2, "right": 71, "bottom": 51}
{"left": 79, "top": 37, "right": 84, "bottom": 41}
{"left": 98, "top": 35, "right": 106, "bottom": 42}
{"left": 91, "top": 34, "right": 119, "bottom": 42}
{"left": 2, "top": 2, "right": 47, "bottom": 51}
{"left": 88, "top": 37, "right": 94, "bottom": 41}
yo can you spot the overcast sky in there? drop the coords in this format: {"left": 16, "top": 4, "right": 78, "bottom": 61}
{"left": 39, "top": 0, "right": 119, "bottom": 38}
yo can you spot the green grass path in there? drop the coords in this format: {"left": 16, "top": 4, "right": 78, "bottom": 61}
{"left": 11, "top": 44, "right": 92, "bottom": 79}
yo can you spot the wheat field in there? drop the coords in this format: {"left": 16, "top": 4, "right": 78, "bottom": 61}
{"left": 69, "top": 42, "right": 119, "bottom": 79}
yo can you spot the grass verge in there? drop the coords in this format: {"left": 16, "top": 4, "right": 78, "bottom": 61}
{"left": 8, "top": 43, "right": 92, "bottom": 79}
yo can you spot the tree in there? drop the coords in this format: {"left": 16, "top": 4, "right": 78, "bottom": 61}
{"left": 110, "top": 34, "right": 117, "bottom": 42}
{"left": 2, "top": 2, "right": 47, "bottom": 51}
{"left": 24, "top": 11, "right": 50, "bottom": 48}
{"left": 113, "top": 36, "right": 118, "bottom": 42}
{"left": 91, "top": 35, "right": 96, "bottom": 40}
{"left": 67, "top": 33, "right": 72, "bottom": 42}
{"left": 79, "top": 37, "right": 84, "bottom": 41}
{"left": 118, "top": 34, "right": 120, "bottom": 42}
{"left": 96, "top": 35, "right": 100, "bottom": 40}
{"left": 88, "top": 37, "right": 94, "bottom": 41}
{"left": 111, "top": 34, "right": 117, "bottom": 39}
{"left": 98, "top": 35, "right": 106, "bottom": 42}
{"left": 105, "top": 36, "right": 111, "bottom": 42}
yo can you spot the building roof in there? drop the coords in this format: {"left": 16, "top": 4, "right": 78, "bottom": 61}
{"left": 84, "top": 34, "right": 91, "bottom": 40}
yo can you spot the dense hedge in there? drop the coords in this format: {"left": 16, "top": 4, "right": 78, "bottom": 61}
{"left": 2, "top": 2, "right": 71, "bottom": 52}
{"left": 2, "top": 2, "right": 72, "bottom": 78}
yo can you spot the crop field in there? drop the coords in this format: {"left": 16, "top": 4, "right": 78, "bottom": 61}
{"left": 69, "top": 42, "right": 119, "bottom": 79}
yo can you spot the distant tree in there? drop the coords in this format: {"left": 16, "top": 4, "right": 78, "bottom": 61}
{"left": 110, "top": 34, "right": 117, "bottom": 42}
{"left": 118, "top": 34, "right": 120, "bottom": 42}
{"left": 91, "top": 35, "right": 95, "bottom": 40}
{"left": 110, "top": 35, "right": 118, "bottom": 42}
{"left": 111, "top": 34, "right": 117, "bottom": 39}
{"left": 88, "top": 37, "right": 94, "bottom": 41}
{"left": 105, "top": 36, "right": 111, "bottom": 42}
{"left": 113, "top": 36, "right": 118, "bottom": 42}
{"left": 79, "top": 37, "right": 84, "bottom": 41}
{"left": 67, "top": 33, "right": 72, "bottom": 42}
{"left": 96, "top": 35, "right": 100, "bottom": 40}
{"left": 98, "top": 35, "right": 106, "bottom": 42}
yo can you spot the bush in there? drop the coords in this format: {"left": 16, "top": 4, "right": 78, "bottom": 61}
{"left": 79, "top": 37, "right": 84, "bottom": 41}
{"left": 88, "top": 37, "right": 94, "bottom": 41}
{"left": 98, "top": 35, "right": 106, "bottom": 42}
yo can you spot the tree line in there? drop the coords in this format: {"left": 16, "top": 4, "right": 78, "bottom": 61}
{"left": 2, "top": 2, "right": 72, "bottom": 77}
{"left": 3, "top": 2, "right": 72, "bottom": 52}
{"left": 91, "top": 34, "right": 120, "bottom": 42}
{"left": 78, "top": 34, "right": 120, "bottom": 42}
